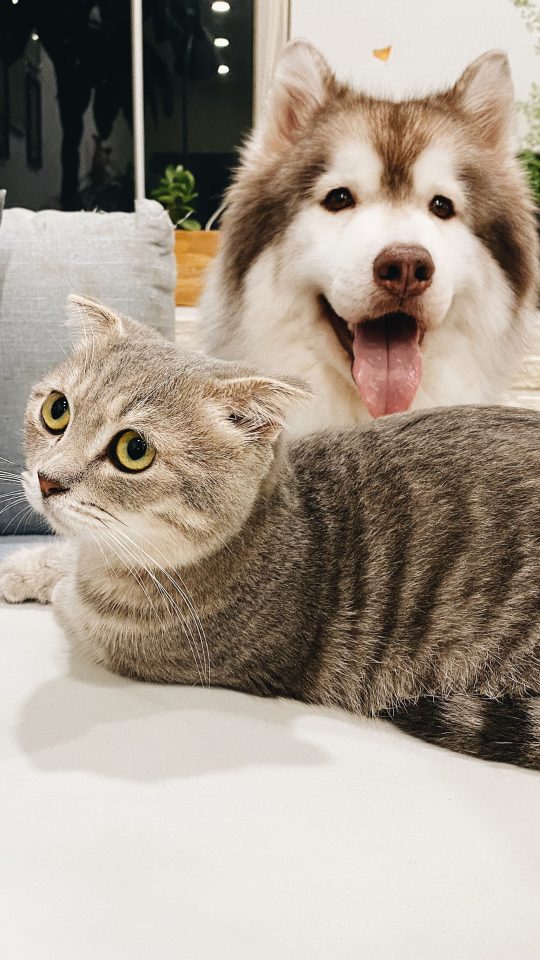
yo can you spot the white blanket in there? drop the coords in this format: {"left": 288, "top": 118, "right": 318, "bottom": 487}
{"left": 2, "top": 595, "right": 539, "bottom": 959}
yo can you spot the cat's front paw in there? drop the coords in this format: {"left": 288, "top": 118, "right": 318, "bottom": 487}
{"left": 0, "top": 545, "right": 64, "bottom": 604}
{"left": 0, "top": 560, "right": 39, "bottom": 603}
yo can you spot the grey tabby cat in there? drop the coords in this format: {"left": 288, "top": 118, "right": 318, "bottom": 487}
{"left": 1, "top": 296, "right": 539, "bottom": 770}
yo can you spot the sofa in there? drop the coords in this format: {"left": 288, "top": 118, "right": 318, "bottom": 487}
{"left": 1, "top": 197, "right": 539, "bottom": 960}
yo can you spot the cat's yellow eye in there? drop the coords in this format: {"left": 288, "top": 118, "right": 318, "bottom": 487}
{"left": 41, "top": 392, "right": 70, "bottom": 434}
{"left": 111, "top": 430, "right": 156, "bottom": 472}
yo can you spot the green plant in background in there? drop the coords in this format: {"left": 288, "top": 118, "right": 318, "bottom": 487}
{"left": 513, "top": 0, "right": 540, "bottom": 52}
{"left": 151, "top": 165, "right": 201, "bottom": 230}
{"left": 511, "top": 1, "right": 540, "bottom": 207}
{"left": 518, "top": 81, "right": 540, "bottom": 151}
{"left": 519, "top": 149, "right": 540, "bottom": 205}
{"left": 512, "top": 0, "right": 540, "bottom": 151}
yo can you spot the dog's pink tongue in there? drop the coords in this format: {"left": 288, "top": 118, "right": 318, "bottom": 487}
{"left": 351, "top": 317, "right": 422, "bottom": 418}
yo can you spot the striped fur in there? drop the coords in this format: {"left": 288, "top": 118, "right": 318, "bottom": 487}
{"left": 381, "top": 695, "right": 539, "bottom": 769}
{"left": 1, "top": 301, "right": 539, "bottom": 769}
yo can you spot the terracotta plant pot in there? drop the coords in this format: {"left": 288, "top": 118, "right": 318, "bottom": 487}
{"left": 175, "top": 230, "right": 220, "bottom": 307}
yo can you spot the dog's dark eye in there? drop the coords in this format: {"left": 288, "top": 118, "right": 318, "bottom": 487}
{"left": 429, "top": 195, "right": 455, "bottom": 220}
{"left": 322, "top": 187, "right": 355, "bottom": 212}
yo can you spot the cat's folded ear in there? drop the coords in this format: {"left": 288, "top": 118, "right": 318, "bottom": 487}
{"left": 216, "top": 374, "right": 312, "bottom": 440}
{"left": 66, "top": 294, "right": 126, "bottom": 337}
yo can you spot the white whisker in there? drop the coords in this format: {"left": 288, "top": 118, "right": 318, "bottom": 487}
{"left": 3, "top": 501, "right": 34, "bottom": 534}
{"left": 46, "top": 329, "right": 70, "bottom": 361}
{"left": 113, "top": 526, "right": 211, "bottom": 686}
{"left": 0, "top": 495, "right": 28, "bottom": 518}
{"left": 10, "top": 504, "right": 35, "bottom": 536}
{"left": 20, "top": 507, "right": 35, "bottom": 537}
{"left": 78, "top": 504, "right": 204, "bottom": 681}
{"left": 98, "top": 528, "right": 168, "bottom": 637}
{"left": 0, "top": 491, "right": 26, "bottom": 501}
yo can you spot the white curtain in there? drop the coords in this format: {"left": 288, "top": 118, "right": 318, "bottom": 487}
{"left": 254, "top": 0, "right": 290, "bottom": 123}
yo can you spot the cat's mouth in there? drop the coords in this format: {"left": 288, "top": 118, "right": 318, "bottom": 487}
{"left": 319, "top": 296, "right": 423, "bottom": 418}
{"left": 25, "top": 471, "right": 109, "bottom": 532}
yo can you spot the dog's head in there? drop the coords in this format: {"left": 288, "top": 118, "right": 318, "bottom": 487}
{"left": 222, "top": 42, "right": 538, "bottom": 418}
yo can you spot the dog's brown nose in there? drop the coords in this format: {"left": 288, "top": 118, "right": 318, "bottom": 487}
{"left": 38, "top": 471, "right": 68, "bottom": 499}
{"left": 373, "top": 244, "right": 435, "bottom": 298}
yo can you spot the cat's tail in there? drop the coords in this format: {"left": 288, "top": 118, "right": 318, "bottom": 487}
{"left": 379, "top": 693, "right": 540, "bottom": 769}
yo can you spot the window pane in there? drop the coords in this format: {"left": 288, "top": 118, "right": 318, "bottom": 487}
{"left": 144, "top": 0, "right": 254, "bottom": 227}
{"left": 0, "top": 1, "right": 134, "bottom": 212}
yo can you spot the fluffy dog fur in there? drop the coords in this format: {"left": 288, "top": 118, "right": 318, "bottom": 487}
{"left": 202, "top": 42, "right": 539, "bottom": 433}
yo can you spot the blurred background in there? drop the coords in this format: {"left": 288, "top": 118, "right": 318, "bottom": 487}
{"left": 0, "top": 0, "right": 254, "bottom": 222}
{"left": 0, "top": 0, "right": 538, "bottom": 225}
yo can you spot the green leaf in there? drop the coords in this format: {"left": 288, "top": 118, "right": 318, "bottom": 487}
{"left": 152, "top": 164, "right": 200, "bottom": 225}
{"left": 180, "top": 218, "right": 201, "bottom": 231}
{"left": 518, "top": 150, "right": 540, "bottom": 206}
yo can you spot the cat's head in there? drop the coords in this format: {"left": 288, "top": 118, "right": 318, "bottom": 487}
{"left": 22, "top": 296, "right": 309, "bottom": 565}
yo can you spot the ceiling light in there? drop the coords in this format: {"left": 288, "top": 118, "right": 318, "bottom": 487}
{"left": 217, "top": 64, "right": 230, "bottom": 75}
{"left": 214, "top": 37, "right": 229, "bottom": 48}
{"left": 212, "top": 2, "right": 231, "bottom": 11}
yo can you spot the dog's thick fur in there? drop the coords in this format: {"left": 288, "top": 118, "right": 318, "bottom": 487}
{"left": 201, "top": 42, "right": 539, "bottom": 434}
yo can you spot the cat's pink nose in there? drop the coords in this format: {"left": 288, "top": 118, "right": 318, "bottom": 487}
{"left": 38, "top": 472, "right": 68, "bottom": 499}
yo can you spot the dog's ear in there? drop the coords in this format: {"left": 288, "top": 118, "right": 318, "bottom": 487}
{"left": 247, "top": 40, "right": 334, "bottom": 162}
{"left": 454, "top": 51, "right": 515, "bottom": 149}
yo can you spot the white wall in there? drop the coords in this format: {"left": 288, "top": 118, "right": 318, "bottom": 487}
{"left": 290, "top": 0, "right": 538, "bottom": 141}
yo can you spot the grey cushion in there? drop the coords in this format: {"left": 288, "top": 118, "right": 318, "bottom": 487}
{"left": 0, "top": 199, "right": 175, "bottom": 534}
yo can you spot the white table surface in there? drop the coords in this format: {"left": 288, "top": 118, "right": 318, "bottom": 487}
{"left": 2, "top": 599, "right": 540, "bottom": 960}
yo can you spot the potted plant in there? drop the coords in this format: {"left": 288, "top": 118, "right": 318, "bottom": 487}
{"left": 152, "top": 164, "right": 219, "bottom": 307}
{"left": 519, "top": 150, "right": 540, "bottom": 229}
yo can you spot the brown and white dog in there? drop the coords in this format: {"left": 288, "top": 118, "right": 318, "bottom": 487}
{"left": 201, "top": 41, "right": 539, "bottom": 434}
